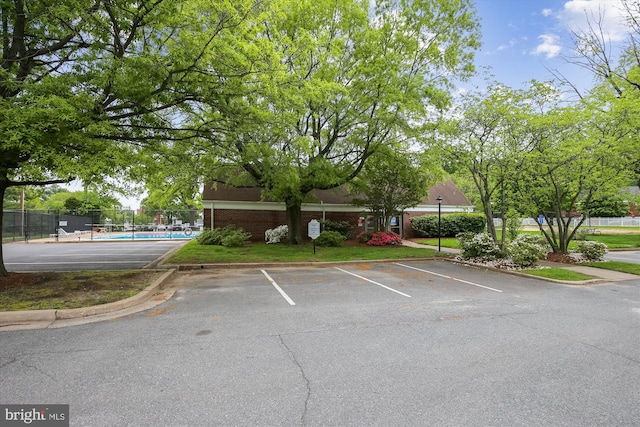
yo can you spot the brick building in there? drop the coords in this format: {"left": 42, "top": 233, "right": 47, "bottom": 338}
{"left": 202, "top": 179, "right": 473, "bottom": 241}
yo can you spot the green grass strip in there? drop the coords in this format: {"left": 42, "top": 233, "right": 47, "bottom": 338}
{"left": 167, "top": 240, "right": 436, "bottom": 264}
{"left": 522, "top": 268, "right": 593, "bottom": 281}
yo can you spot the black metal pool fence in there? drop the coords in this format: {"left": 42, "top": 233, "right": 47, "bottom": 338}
{"left": 2, "top": 209, "right": 201, "bottom": 242}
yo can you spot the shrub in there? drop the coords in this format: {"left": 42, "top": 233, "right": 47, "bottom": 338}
{"left": 197, "top": 225, "right": 250, "bottom": 247}
{"left": 196, "top": 228, "right": 224, "bottom": 245}
{"left": 507, "top": 235, "right": 548, "bottom": 267}
{"left": 366, "top": 231, "right": 403, "bottom": 246}
{"left": 577, "top": 240, "right": 608, "bottom": 260}
{"left": 221, "top": 230, "right": 252, "bottom": 247}
{"left": 409, "top": 215, "right": 438, "bottom": 237}
{"left": 410, "top": 213, "right": 485, "bottom": 237}
{"left": 512, "top": 234, "right": 549, "bottom": 247}
{"left": 265, "top": 225, "right": 288, "bottom": 244}
{"left": 457, "top": 232, "right": 501, "bottom": 259}
{"left": 315, "top": 230, "right": 346, "bottom": 247}
{"left": 321, "top": 219, "right": 352, "bottom": 238}
{"left": 442, "top": 213, "right": 486, "bottom": 237}
{"left": 356, "top": 231, "right": 373, "bottom": 243}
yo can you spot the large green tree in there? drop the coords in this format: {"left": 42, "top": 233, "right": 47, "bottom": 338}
{"left": 197, "top": 0, "right": 480, "bottom": 244}
{"left": 557, "top": 0, "right": 640, "bottom": 185}
{"left": 0, "top": 0, "right": 258, "bottom": 275}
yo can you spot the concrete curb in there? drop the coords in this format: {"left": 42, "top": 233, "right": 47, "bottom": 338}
{"left": 0, "top": 309, "right": 58, "bottom": 323}
{"left": 0, "top": 269, "right": 176, "bottom": 328}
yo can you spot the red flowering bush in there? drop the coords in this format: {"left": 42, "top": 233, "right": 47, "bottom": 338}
{"left": 364, "top": 231, "right": 403, "bottom": 246}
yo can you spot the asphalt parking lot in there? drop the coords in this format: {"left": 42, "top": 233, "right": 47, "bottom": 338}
{"left": 2, "top": 241, "right": 185, "bottom": 272}
{"left": 2, "top": 260, "right": 639, "bottom": 426}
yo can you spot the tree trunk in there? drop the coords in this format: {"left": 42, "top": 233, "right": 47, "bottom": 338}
{"left": 499, "top": 214, "right": 507, "bottom": 251}
{"left": 482, "top": 197, "right": 498, "bottom": 244}
{"left": 0, "top": 183, "right": 8, "bottom": 276}
{"left": 383, "top": 214, "right": 392, "bottom": 232}
{"left": 286, "top": 204, "right": 304, "bottom": 245}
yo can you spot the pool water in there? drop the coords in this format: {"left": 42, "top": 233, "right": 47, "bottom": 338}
{"left": 94, "top": 231, "right": 201, "bottom": 240}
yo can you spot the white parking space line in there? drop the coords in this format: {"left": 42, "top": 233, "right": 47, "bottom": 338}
{"left": 261, "top": 270, "right": 296, "bottom": 306}
{"left": 334, "top": 267, "right": 412, "bottom": 298}
{"left": 395, "top": 263, "right": 503, "bottom": 293}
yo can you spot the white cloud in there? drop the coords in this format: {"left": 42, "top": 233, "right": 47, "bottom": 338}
{"left": 498, "top": 39, "right": 517, "bottom": 51}
{"left": 532, "top": 34, "right": 562, "bottom": 59}
{"left": 541, "top": 8, "right": 553, "bottom": 17}
{"left": 559, "top": 0, "right": 628, "bottom": 42}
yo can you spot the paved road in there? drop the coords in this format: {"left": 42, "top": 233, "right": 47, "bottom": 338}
{"left": 605, "top": 250, "right": 640, "bottom": 264}
{"left": 2, "top": 241, "right": 185, "bottom": 272}
{"left": 1, "top": 261, "right": 638, "bottom": 426}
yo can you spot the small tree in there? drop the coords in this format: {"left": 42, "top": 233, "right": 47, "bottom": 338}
{"left": 445, "top": 82, "right": 528, "bottom": 251}
{"left": 350, "top": 148, "right": 439, "bottom": 232}
{"left": 515, "top": 93, "right": 633, "bottom": 254}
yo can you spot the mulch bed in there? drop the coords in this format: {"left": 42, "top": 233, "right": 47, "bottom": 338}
{"left": 0, "top": 273, "right": 47, "bottom": 290}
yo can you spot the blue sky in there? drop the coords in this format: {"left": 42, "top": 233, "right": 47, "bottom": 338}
{"left": 469, "top": 0, "right": 629, "bottom": 93}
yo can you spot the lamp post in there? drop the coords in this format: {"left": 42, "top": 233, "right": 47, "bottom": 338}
{"left": 436, "top": 196, "right": 442, "bottom": 252}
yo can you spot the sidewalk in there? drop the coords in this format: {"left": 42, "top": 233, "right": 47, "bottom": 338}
{"left": 401, "top": 239, "right": 461, "bottom": 254}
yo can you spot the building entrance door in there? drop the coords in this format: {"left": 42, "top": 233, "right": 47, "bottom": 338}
{"left": 365, "top": 215, "right": 403, "bottom": 237}
{"left": 390, "top": 215, "right": 402, "bottom": 236}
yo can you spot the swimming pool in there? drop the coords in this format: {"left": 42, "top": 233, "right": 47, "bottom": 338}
{"left": 94, "top": 231, "right": 201, "bottom": 240}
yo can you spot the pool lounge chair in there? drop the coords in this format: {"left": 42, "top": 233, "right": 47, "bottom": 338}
{"left": 50, "top": 228, "right": 81, "bottom": 238}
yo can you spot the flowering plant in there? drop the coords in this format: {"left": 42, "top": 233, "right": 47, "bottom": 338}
{"left": 507, "top": 234, "right": 548, "bottom": 266}
{"left": 365, "top": 231, "right": 403, "bottom": 246}
{"left": 577, "top": 240, "right": 607, "bottom": 260}
{"left": 457, "top": 232, "right": 501, "bottom": 259}
{"left": 265, "top": 225, "right": 288, "bottom": 244}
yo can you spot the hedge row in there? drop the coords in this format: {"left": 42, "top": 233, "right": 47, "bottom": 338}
{"left": 409, "top": 213, "right": 485, "bottom": 237}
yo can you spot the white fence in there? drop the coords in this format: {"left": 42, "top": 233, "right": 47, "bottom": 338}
{"left": 514, "top": 217, "right": 640, "bottom": 227}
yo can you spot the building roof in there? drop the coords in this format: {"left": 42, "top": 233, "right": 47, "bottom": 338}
{"left": 203, "top": 179, "right": 472, "bottom": 207}
{"left": 425, "top": 180, "right": 472, "bottom": 206}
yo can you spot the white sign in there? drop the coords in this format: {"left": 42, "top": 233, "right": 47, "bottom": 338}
{"left": 308, "top": 219, "right": 321, "bottom": 240}
{"left": 59, "top": 221, "right": 68, "bottom": 226}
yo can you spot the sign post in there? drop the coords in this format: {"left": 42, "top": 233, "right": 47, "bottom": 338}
{"left": 308, "top": 219, "right": 321, "bottom": 254}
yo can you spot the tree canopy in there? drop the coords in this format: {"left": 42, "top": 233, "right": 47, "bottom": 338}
{"left": 193, "top": 0, "right": 480, "bottom": 243}
{"left": 0, "top": 0, "right": 264, "bottom": 274}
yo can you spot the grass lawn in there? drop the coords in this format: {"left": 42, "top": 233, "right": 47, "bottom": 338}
{"left": 580, "top": 234, "right": 640, "bottom": 248}
{"left": 414, "top": 237, "right": 459, "bottom": 248}
{"left": 166, "top": 240, "right": 438, "bottom": 264}
{"left": 0, "top": 270, "right": 167, "bottom": 311}
{"left": 522, "top": 268, "right": 593, "bottom": 281}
